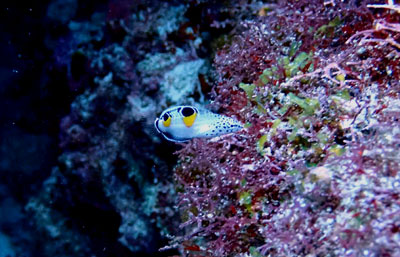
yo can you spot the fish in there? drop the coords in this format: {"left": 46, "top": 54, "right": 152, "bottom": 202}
{"left": 154, "top": 105, "right": 243, "bottom": 142}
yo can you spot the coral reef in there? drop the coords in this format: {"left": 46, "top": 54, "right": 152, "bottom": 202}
{"left": 22, "top": 0, "right": 260, "bottom": 256}
{"left": 3, "top": 0, "right": 399, "bottom": 256}
{"left": 173, "top": 0, "right": 400, "bottom": 256}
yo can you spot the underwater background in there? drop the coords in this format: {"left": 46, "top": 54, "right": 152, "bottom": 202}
{"left": 1, "top": 0, "right": 400, "bottom": 256}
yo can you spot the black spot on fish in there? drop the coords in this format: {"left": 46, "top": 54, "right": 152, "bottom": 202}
{"left": 163, "top": 113, "right": 170, "bottom": 121}
{"left": 181, "top": 107, "right": 195, "bottom": 117}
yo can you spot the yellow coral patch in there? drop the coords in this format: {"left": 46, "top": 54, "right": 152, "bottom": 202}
{"left": 183, "top": 113, "right": 197, "bottom": 127}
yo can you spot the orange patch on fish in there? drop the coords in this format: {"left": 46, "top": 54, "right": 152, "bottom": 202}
{"left": 163, "top": 116, "right": 171, "bottom": 127}
{"left": 183, "top": 113, "right": 197, "bottom": 127}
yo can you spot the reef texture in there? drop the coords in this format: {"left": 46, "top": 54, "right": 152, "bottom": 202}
{"left": 22, "top": 0, "right": 262, "bottom": 256}
{"left": 5, "top": 0, "right": 399, "bottom": 256}
{"left": 172, "top": 0, "right": 400, "bottom": 256}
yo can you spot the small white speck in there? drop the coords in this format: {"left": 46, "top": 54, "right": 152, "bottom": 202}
{"left": 12, "top": 69, "right": 18, "bottom": 73}
{"left": 326, "top": 218, "right": 334, "bottom": 225}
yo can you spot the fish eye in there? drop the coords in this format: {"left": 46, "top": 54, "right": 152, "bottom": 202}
{"left": 162, "top": 113, "right": 170, "bottom": 121}
{"left": 162, "top": 112, "right": 171, "bottom": 127}
{"left": 181, "top": 107, "right": 196, "bottom": 117}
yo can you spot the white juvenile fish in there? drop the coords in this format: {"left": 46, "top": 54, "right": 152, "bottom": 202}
{"left": 154, "top": 106, "right": 243, "bottom": 142}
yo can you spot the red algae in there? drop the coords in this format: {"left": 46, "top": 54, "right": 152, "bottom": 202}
{"left": 172, "top": 1, "right": 400, "bottom": 256}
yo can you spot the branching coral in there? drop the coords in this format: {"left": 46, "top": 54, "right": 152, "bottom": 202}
{"left": 172, "top": 0, "right": 400, "bottom": 256}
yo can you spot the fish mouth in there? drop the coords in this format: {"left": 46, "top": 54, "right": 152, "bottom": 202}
{"left": 154, "top": 118, "right": 161, "bottom": 133}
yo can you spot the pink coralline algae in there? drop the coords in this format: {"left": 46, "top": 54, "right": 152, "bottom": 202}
{"left": 171, "top": 1, "right": 400, "bottom": 256}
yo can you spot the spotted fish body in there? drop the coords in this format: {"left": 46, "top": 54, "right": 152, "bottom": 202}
{"left": 154, "top": 106, "right": 243, "bottom": 142}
